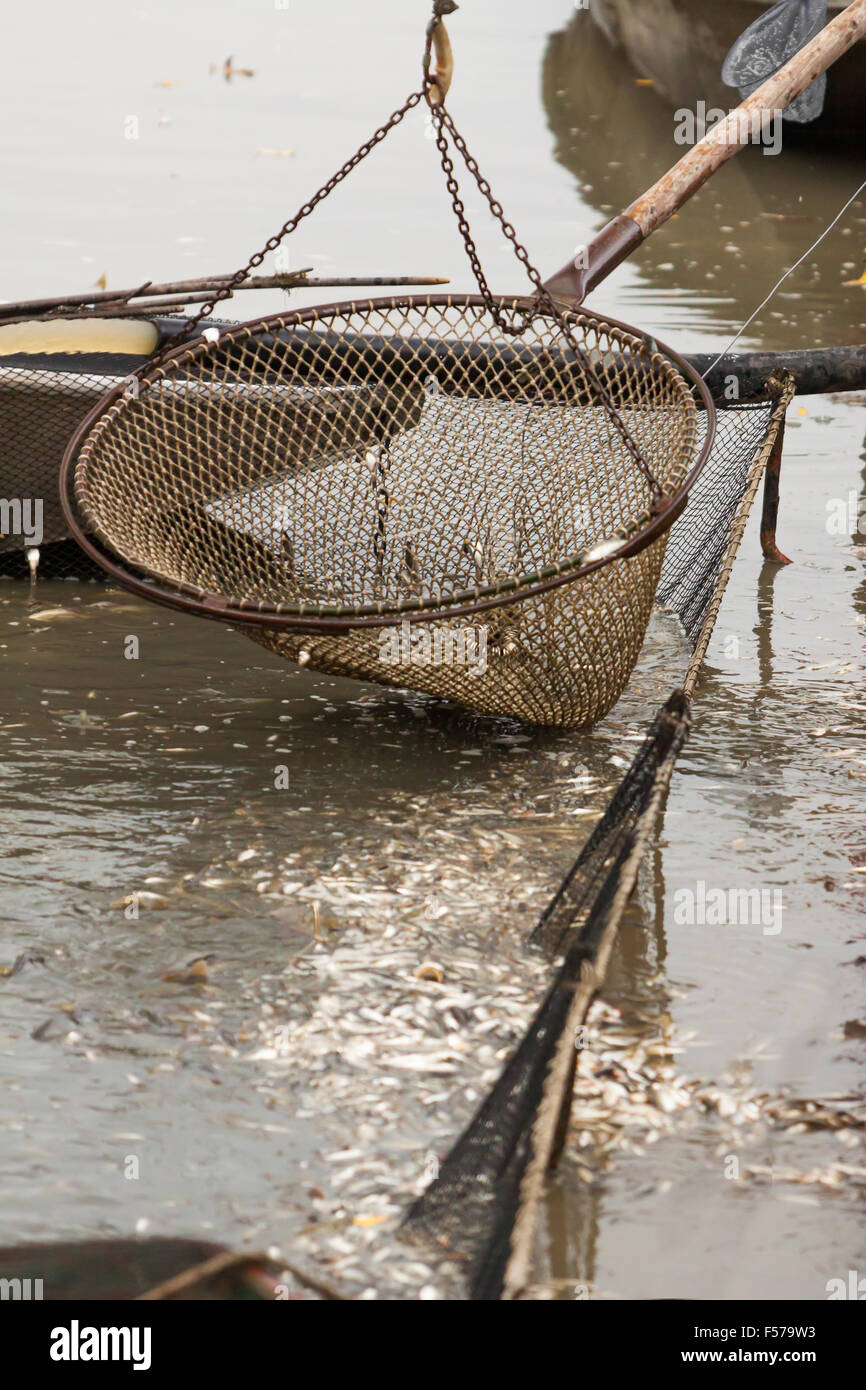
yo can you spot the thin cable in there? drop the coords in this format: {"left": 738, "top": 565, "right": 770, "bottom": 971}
{"left": 702, "top": 174, "right": 866, "bottom": 379}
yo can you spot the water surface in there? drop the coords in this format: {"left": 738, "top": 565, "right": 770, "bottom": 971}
{"left": 1, "top": 0, "right": 864, "bottom": 1298}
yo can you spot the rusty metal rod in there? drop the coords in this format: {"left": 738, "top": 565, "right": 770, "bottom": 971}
{"left": 0, "top": 274, "right": 304, "bottom": 318}
{"left": 760, "top": 412, "right": 792, "bottom": 565}
{"left": 0, "top": 273, "right": 449, "bottom": 322}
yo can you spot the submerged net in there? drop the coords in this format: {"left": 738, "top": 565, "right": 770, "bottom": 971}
{"left": 0, "top": 364, "right": 122, "bottom": 566}
{"left": 401, "top": 377, "right": 794, "bottom": 1299}
{"left": 0, "top": 340, "right": 163, "bottom": 580}
{"left": 65, "top": 297, "right": 708, "bottom": 727}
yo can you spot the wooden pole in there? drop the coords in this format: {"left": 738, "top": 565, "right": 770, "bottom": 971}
{"left": 545, "top": 0, "right": 866, "bottom": 300}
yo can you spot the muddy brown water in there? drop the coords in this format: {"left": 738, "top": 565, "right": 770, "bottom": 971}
{"left": 0, "top": 0, "right": 864, "bottom": 1298}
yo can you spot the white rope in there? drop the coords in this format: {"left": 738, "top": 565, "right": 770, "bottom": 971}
{"left": 702, "top": 173, "right": 866, "bottom": 379}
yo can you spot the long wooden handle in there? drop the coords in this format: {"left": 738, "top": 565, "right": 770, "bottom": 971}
{"left": 545, "top": 0, "right": 866, "bottom": 301}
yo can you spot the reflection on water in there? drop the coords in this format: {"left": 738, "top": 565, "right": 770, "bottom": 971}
{"left": 543, "top": 10, "right": 866, "bottom": 350}
{"left": 0, "top": 0, "right": 864, "bottom": 1298}
{"left": 586, "top": 0, "right": 860, "bottom": 146}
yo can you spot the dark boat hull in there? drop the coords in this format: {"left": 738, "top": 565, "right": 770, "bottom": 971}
{"left": 0, "top": 1238, "right": 280, "bottom": 1300}
{"left": 588, "top": 0, "right": 864, "bottom": 146}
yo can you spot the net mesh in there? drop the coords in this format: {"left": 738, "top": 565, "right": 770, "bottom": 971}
{"left": 65, "top": 296, "right": 705, "bottom": 727}
{"left": 0, "top": 364, "right": 119, "bottom": 561}
{"left": 401, "top": 381, "right": 794, "bottom": 1299}
{"left": 658, "top": 398, "right": 781, "bottom": 642}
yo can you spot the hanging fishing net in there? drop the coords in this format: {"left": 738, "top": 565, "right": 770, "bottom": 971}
{"left": 64, "top": 298, "right": 709, "bottom": 726}
{"left": 55, "top": 2, "right": 719, "bottom": 728}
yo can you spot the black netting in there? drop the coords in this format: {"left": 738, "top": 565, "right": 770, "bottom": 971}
{"left": 0, "top": 538, "right": 106, "bottom": 581}
{"left": 402, "top": 693, "right": 690, "bottom": 1298}
{"left": 528, "top": 692, "right": 691, "bottom": 957}
{"left": 402, "top": 388, "right": 791, "bottom": 1298}
{"left": 658, "top": 400, "right": 775, "bottom": 642}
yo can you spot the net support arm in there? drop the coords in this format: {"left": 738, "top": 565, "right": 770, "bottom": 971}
{"left": 760, "top": 406, "right": 792, "bottom": 565}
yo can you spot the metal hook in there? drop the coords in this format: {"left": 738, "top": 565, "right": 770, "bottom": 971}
{"left": 425, "top": 4, "right": 457, "bottom": 106}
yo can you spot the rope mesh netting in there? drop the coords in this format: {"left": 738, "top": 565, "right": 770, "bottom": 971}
{"left": 0, "top": 362, "right": 121, "bottom": 576}
{"left": 62, "top": 298, "right": 708, "bottom": 728}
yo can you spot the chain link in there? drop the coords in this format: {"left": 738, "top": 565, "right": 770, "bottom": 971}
{"left": 432, "top": 103, "right": 665, "bottom": 495}
{"left": 372, "top": 441, "right": 391, "bottom": 586}
{"left": 429, "top": 105, "right": 534, "bottom": 336}
{"left": 153, "top": 89, "right": 425, "bottom": 364}
{"left": 150, "top": 0, "right": 663, "bottom": 497}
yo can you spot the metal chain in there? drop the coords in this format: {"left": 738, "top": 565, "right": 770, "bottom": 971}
{"left": 149, "top": 0, "right": 663, "bottom": 499}
{"left": 153, "top": 89, "right": 425, "bottom": 363}
{"left": 432, "top": 103, "right": 666, "bottom": 496}
{"left": 157, "top": 0, "right": 448, "bottom": 362}
{"left": 429, "top": 105, "right": 534, "bottom": 336}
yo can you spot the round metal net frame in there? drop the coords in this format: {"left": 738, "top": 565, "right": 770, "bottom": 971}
{"left": 63, "top": 296, "right": 711, "bottom": 726}
{"left": 59, "top": 7, "right": 716, "bottom": 728}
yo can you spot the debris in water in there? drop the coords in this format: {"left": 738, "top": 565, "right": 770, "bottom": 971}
{"left": 28, "top": 608, "right": 76, "bottom": 622}
{"left": 112, "top": 891, "right": 171, "bottom": 911}
{"left": 162, "top": 954, "right": 215, "bottom": 985}
{"left": 416, "top": 963, "right": 444, "bottom": 982}
{"left": 0, "top": 951, "right": 43, "bottom": 979}
{"left": 32, "top": 1011, "right": 80, "bottom": 1043}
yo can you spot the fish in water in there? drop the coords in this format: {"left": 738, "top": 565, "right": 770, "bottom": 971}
{"left": 400, "top": 540, "right": 422, "bottom": 594}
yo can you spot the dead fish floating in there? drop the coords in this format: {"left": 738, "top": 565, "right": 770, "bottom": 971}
{"left": 27, "top": 607, "right": 78, "bottom": 622}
